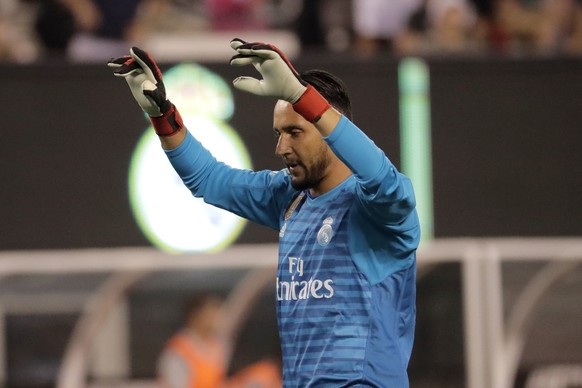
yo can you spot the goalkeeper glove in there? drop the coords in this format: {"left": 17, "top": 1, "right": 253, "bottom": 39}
{"left": 229, "top": 38, "right": 331, "bottom": 123}
{"left": 107, "top": 47, "right": 183, "bottom": 137}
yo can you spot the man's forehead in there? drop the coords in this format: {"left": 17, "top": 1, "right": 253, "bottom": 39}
{"left": 273, "top": 99, "right": 294, "bottom": 114}
{"left": 273, "top": 100, "right": 307, "bottom": 128}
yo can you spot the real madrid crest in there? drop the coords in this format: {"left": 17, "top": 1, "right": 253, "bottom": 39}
{"left": 317, "top": 217, "right": 334, "bottom": 246}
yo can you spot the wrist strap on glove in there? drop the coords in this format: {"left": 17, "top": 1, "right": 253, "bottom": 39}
{"left": 150, "top": 104, "right": 184, "bottom": 137}
{"left": 292, "top": 85, "right": 331, "bottom": 123}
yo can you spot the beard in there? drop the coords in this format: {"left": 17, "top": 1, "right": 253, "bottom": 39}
{"left": 288, "top": 147, "right": 332, "bottom": 191}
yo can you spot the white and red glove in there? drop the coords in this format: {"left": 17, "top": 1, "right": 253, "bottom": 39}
{"left": 229, "top": 38, "right": 331, "bottom": 123}
{"left": 107, "top": 47, "right": 183, "bottom": 137}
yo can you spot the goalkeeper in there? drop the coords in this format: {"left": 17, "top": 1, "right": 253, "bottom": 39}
{"left": 109, "top": 40, "right": 420, "bottom": 387}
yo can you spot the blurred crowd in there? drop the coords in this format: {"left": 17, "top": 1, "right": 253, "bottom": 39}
{"left": 351, "top": 0, "right": 582, "bottom": 57}
{"left": 1, "top": 0, "right": 582, "bottom": 63}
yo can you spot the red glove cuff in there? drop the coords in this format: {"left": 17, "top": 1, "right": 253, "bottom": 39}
{"left": 149, "top": 104, "right": 184, "bottom": 137}
{"left": 292, "top": 85, "right": 331, "bottom": 123}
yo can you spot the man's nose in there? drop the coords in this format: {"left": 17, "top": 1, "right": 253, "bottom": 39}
{"left": 275, "top": 134, "right": 291, "bottom": 157}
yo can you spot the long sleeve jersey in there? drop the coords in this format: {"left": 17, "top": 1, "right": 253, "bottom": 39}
{"left": 166, "top": 115, "right": 420, "bottom": 387}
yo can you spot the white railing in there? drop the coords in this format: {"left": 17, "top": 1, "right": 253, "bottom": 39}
{"left": 0, "top": 238, "right": 581, "bottom": 388}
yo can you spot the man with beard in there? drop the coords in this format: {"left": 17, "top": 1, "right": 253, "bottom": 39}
{"left": 109, "top": 40, "right": 420, "bottom": 387}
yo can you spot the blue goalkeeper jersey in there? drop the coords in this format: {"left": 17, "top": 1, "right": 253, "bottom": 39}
{"left": 166, "top": 115, "right": 420, "bottom": 387}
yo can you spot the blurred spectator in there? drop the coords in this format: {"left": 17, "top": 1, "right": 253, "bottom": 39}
{"left": 352, "top": 0, "right": 423, "bottom": 57}
{"left": 295, "top": 0, "right": 325, "bottom": 48}
{"left": 494, "top": 0, "right": 573, "bottom": 54}
{"left": 426, "top": 0, "right": 479, "bottom": 52}
{"left": 227, "top": 356, "right": 282, "bottom": 388}
{"left": 396, "top": 0, "right": 480, "bottom": 55}
{"left": 542, "top": 0, "right": 582, "bottom": 55}
{"left": 69, "top": 0, "right": 171, "bottom": 62}
{"left": 32, "top": 0, "right": 170, "bottom": 62}
{"left": 564, "top": 0, "right": 582, "bottom": 54}
{"left": 204, "top": 0, "right": 266, "bottom": 30}
{"left": 157, "top": 293, "right": 228, "bottom": 388}
{"left": 292, "top": 0, "right": 352, "bottom": 53}
{"left": 0, "top": 0, "right": 38, "bottom": 62}
{"left": 470, "top": 0, "right": 495, "bottom": 39}
{"left": 157, "top": 292, "right": 282, "bottom": 388}
{"left": 34, "top": 0, "right": 75, "bottom": 58}
{"left": 467, "top": 0, "right": 510, "bottom": 52}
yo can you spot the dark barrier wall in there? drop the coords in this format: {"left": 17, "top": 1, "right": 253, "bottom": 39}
{"left": 1, "top": 57, "right": 581, "bottom": 250}
{"left": 429, "top": 59, "right": 582, "bottom": 236}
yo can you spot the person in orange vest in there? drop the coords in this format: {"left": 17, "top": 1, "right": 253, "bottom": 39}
{"left": 157, "top": 293, "right": 228, "bottom": 388}
{"left": 227, "top": 357, "right": 282, "bottom": 388}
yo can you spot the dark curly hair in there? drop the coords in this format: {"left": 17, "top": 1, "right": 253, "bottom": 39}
{"left": 300, "top": 69, "right": 353, "bottom": 121}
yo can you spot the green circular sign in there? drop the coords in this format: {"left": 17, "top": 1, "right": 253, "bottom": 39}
{"left": 129, "top": 64, "right": 251, "bottom": 253}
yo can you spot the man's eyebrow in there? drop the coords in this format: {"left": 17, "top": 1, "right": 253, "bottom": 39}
{"left": 273, "top": 125, "right": 300, "bottom": 133}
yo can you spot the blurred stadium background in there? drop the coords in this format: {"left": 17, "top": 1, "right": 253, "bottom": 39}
{"left": 1, "top": 0, "right": 582, "bottom": 387}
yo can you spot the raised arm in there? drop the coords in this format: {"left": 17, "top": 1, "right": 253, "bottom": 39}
{"left": 229, "top": 38, "right": 416, "bottom": 227}
{"left": 107, "top": 46, "right": 187, "bottom": 150}
{"left": 229, "top": 38, "right": 336, "bottom": 131}
{"left": 107, "top": 46, "right": 294, "bottom": 229}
